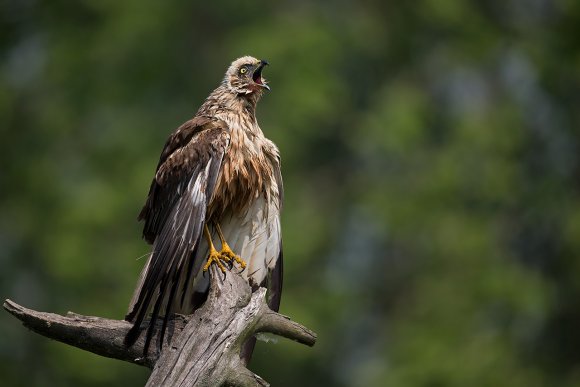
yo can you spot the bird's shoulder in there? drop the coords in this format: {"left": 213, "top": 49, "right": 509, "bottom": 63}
{"left": 155, "top": 115, "right": 231, "bottom": 185}
{"left": 158, "top": 116, "right": 229, "bottom": 165}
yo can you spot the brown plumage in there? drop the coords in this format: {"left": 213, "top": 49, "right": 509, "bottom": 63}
{"left": 125, "top": 56, "right": 283, "bottom": 357}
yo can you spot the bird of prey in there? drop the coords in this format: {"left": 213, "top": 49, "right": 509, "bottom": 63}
{"left": 125, "top": 56, "right": 283, "bottom": 357}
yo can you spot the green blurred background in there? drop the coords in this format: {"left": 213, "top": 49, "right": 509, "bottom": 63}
{"left": 1, "top": 1, "right": 580, "bottom": 386}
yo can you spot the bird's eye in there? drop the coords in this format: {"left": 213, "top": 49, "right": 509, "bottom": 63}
{"left": 240, "top": 67, "right": 248, "bottom": 74}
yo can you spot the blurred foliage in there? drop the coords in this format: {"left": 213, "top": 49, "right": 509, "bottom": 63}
{"left": 1, "top": 0, "right": 580, "bottom": 386}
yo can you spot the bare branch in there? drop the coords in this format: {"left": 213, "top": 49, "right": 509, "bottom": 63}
{"left": 255, "top": 311, "right": 317, "bottom": 347}
{"left": 2, "top": 299, "right": 187, "bottom": 368}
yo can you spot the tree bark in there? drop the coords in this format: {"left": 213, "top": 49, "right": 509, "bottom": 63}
{"left": 3, "top": 266, "right": 316, "bottom": 386}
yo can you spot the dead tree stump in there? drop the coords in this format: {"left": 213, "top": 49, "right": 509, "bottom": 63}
{"left": 3, "top": 266, "right": 316, "bottom": 386}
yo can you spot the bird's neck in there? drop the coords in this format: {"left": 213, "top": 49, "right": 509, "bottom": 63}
{"left": 198, "top": 83, "right": 262, "bottom": 124}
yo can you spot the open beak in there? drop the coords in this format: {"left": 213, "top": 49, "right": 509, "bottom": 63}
{"left": 252, "top": 59, "right": 270, "bottom": 91}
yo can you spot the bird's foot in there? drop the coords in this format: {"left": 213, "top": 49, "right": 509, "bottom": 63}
{"left": 203, "top": 247, "right": 228, "bottom": 274}
{"left": 220, "top": 242, "right": 247, "bottom": 271}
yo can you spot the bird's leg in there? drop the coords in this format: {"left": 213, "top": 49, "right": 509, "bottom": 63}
{"left": 215, "top": 224, "right": 247, "bottom": 270}
{"left": 203, "top": 225, "right": 228, "bottom": 273}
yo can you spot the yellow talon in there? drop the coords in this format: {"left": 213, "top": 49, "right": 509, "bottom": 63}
{"left": 220, "top": 241, "right": 247, "bottom": 270}
{"left": 203, "top": 245, "right": 227, "bottom": 273}
{"left": 203, "top": 225, "right": 227, "bottom": 273}
{"left": 215, "top": 224, "right": 247, "bottom": 270}
{"left": 203, "top": 224, "right": 246, "bottom": 273}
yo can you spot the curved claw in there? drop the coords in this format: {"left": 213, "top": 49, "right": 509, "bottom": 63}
{"left": 203, "top": 249, "right": 227, "bottom": 274}
{"left": 202, "top": 225, "right": 246, "bottom": 279}
{"left": 219, "top": 243, "right": 247, "bottom": 271}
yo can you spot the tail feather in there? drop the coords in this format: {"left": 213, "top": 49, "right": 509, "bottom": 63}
{"left": 124, "top": 172, "right": 208, "bottom": 352}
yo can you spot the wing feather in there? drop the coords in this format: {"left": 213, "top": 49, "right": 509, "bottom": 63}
{"left": 125, "top": 117, "right": 230, "bottom": 353}
{"left": 138, "top": 116, "right": 217, "bottom": 244}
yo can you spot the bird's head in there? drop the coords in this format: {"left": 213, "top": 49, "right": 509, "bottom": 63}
{"left": 224, "top": 56, "right": 270, "bottom": 95}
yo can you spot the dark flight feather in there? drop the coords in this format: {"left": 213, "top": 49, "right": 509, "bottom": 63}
{"left": 125, "top": 118, "right": 230, "bottom": 352}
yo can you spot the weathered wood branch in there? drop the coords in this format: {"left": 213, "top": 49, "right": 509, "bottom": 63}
{"left": 3, "top": 266, "right": 316, "bottom": 386}
{"left": 3, "top": 298, "right": 171, "bottom": 368}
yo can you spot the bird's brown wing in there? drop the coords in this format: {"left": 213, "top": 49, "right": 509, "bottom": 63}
{"left": 138, "top": 115, "right": 216, "bottom": 243}
{"left": 265, "top": 151, "right": 283, "bottom": 312}
{"left": 125, "top": 116, "right": 230, "bottom": 353}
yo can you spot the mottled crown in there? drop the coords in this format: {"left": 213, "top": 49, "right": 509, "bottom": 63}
{"left": 226, "top": 56, "right": 261, "bottom": 77}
